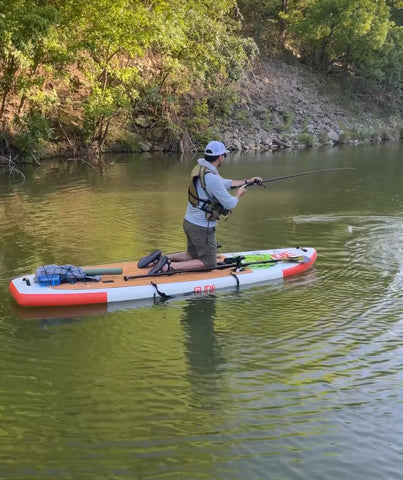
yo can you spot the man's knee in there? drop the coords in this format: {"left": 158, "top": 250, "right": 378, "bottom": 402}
{"left": 202, "top": 256, "right": 217, "bottom": 269}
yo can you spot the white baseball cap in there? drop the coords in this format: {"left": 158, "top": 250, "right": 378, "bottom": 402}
{"left": 204, "top": 141, "right": 229, "bottom": 156}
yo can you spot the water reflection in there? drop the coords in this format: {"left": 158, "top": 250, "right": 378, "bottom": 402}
{"left": 11, "top": 302, "right": 108, "bottom": 323}
{"left": 180, "top": 295, "right": 223, "bottom": 375}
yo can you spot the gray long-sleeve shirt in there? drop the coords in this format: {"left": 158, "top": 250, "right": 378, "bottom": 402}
{"left": 184, "top": 158, "right": 239, "bottom": 227}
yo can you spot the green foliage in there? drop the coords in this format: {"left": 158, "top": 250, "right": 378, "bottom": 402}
{"left": 374, "top": 26, "right": 403, "bottom": 92}
{"left": 318, "top": 129, "right": 329, "bottom": 144}
{"left": 194, "top": 100, "right": 209, "bottom": 119}
{"left": 0, "top": 0, "right": 401, "bottom": 157}
{"left": 241, "top": 0, "right": 402, "bottom": 96}
{"left": 237, "top": 0, "right": 288, "bottom": 50}
{"left": 190, "top": 126, "right": 221, "bottom": 149}
{"left": 263, "top": 109, "right": 273, "bottom": 131}
{"left": 349, "top": 128, "right": 366, "bottom": 141}
{"left": 389, "top": 0, "right": 403, "bottom": 25}
{"left": 234, "top": 109, "right": 254, "bottom": 127}
{"left": 13, "top": 111, "right": 54, "bottom": 159}
{"left": 296, "top": 132, "right": 315, "bottom": 146}
{"left": 339, "top": 130, "right": 350, "bottom": 144}
{"left": 207, "top": 86, "right": 240, "bottom": 118}
{"left": 302, "top": 116, "right": 311, "bottom": 132}
{"left": 278, "top": 112, "right": 294, "bottom": 132}
{"left": 83, "top": 85, "right": 131, "bottom": 142}
{"left": 106, "top": 128, "right": 139, "bottom": 153}
{"left": 339, "top": 126, "right": 377, "bottom": 143}
{"left": 0, "top": 0, "right": 258, "bottom": 156}
{"left": 183, "top": 99, "right": 215, "bottom": 147}
{"left": 286, "top": 0, "right": 391, "bottom": 72}
{"left": 0, "top": 1, "right": 62, "bottom": 119}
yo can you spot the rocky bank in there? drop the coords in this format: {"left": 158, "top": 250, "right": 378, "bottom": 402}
{"left": 137, "top": 56, "right": 401, "bottom": 154}
{"left": 216, "top": 56, "right": 401, "bottom": 152}
{"left": 3, "top": 55, "right": 401, "bottom": 162}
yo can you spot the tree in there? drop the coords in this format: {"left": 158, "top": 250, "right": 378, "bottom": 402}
{"left": 285, "top": 0, "right": 391, "bottom": 74}
{"left": 237, "top": 0, "right": 290, "bottom": 49}
{"left": 0, "top": 0, "right": 60, "bottom": 122}
{"left": 58, "top": 0, "right": 256, "bottom": 153}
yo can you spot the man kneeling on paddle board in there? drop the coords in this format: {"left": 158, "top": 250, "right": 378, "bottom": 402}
{"left": 139, "top": 140, "right": 262, "bottom": 274}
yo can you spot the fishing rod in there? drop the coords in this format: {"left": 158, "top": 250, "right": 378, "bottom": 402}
{"left": 244, "top": 167, "right": 355, "bottom": 187}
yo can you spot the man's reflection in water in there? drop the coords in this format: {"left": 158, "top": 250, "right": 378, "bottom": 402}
{"left": 180, "top": 295, "right": 224, "bottom": 375}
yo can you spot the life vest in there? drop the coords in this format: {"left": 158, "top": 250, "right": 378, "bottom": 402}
{"left": 188, "top": 165, "right": 231, "bottom": 221}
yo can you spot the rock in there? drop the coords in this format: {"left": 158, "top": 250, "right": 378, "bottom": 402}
{"left": 138, "top": 141, "right": 151, "bottom": 152}
{"left": 273, "top": 138, "right": 291, "bottom": 148}
{"left": 382, "top": 131, "right": 395, "bottom": 141}
{"left": 135, "top": 116, "right": 153, "bottom": 128}
{"left": 229, "top": 138, "right": 242, "bottom": 151}
{"left": 260, "top": 130, "right": 271, "bottom": 145}
{"left": 328, "top": 130, "right": 340, "bottom": 143}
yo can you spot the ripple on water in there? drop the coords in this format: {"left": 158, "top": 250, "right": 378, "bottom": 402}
{"left": 2, "top": 200, "right": 403, "bottom": 478}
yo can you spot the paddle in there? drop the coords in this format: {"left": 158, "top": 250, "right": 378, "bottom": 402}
{"left": 234, "top": 167, "right": 356, "bottom": 188}
{"left": 123, "top": 255, "right": 310, "bottom": 281}
{"left": 83, "top": 267, "right": 122, "bottom": 275}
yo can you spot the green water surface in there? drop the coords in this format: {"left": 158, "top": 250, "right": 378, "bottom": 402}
{"left": 0, "top": 143, "right": 402, "bottom": 479}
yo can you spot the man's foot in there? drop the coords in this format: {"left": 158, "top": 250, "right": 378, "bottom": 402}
{"left": 148, "top": 255, "right": 172, "bottom": 274}
{"left": 137, "top": 249, "right": 162, "bottom": 268}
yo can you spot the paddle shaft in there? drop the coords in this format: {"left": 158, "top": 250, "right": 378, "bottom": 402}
{"left": 83, "top": 267, "right": 122, "bottom": 275}
{"left": 123, "top": 255, "right": 309, "bottom": 281}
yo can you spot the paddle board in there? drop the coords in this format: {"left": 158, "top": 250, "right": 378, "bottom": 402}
{"left": 9, "top": 247, "right": 317, "bottom": 308}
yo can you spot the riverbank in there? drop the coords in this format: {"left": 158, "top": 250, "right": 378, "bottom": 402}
{"left": 129, "top": 55, "right": 402, "bottom": 154}
{"left": 1, "top": 54, "right": 402, "bottom": 162}
{"left": 221, "top": 56, "right": 401, "bottom": 152}
{"left": 132, "top": 58, "right": 403, "bottom": 151}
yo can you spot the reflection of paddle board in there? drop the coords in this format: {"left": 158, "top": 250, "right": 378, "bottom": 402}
{"left": 9, "top": 247, "right": 317, "bottom": 308}
{"left": 12, "top": 297, "right": 177, "bottom": 321}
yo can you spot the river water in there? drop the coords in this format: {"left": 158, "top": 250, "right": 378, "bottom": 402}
{"left": 0, "top": 143, "right": 402, "bottom": 479}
